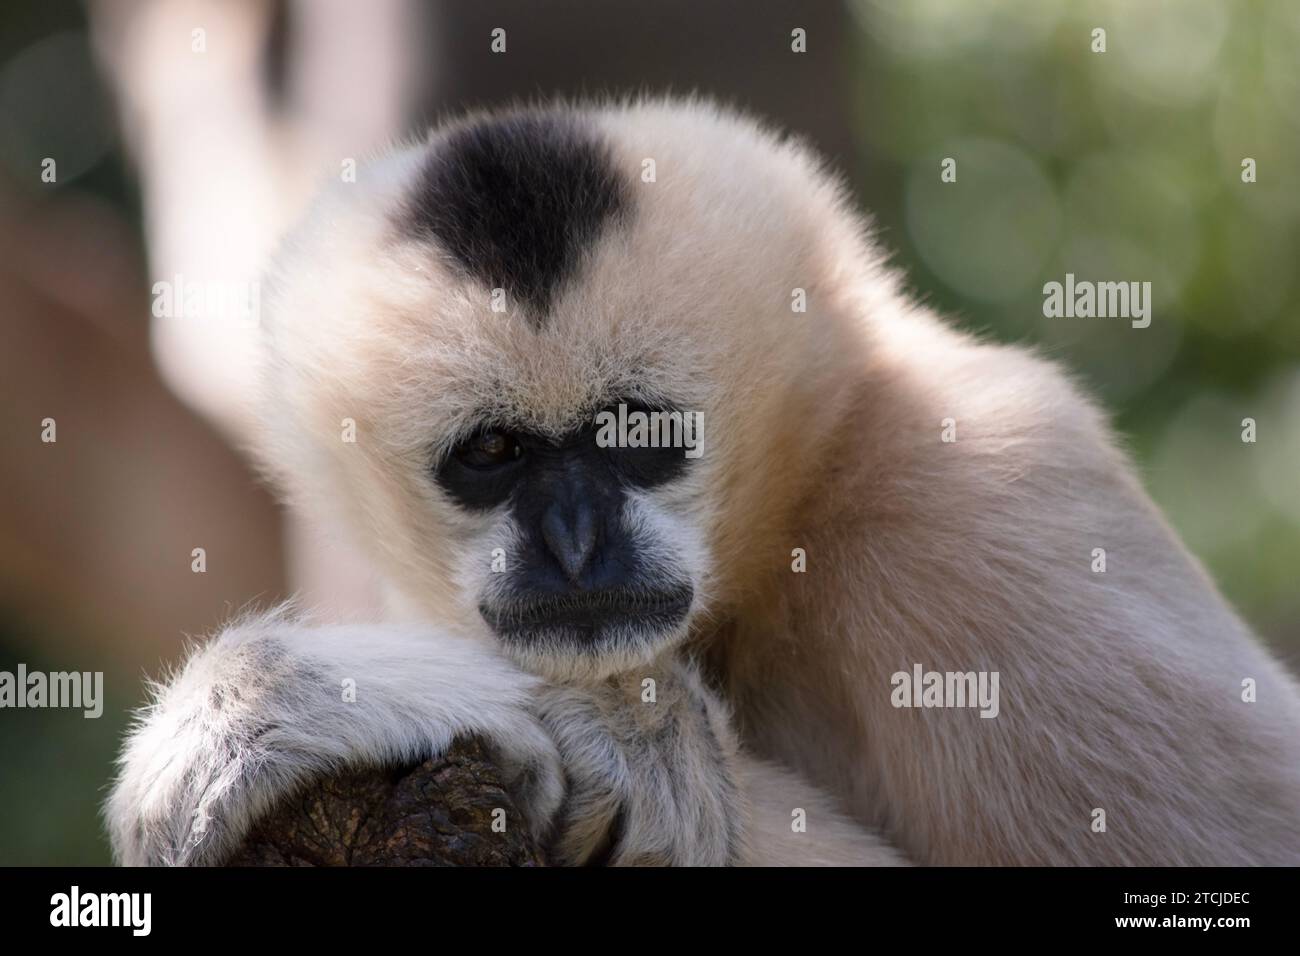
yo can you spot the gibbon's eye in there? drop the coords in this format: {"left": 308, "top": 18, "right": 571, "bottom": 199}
{"left": 454, "top": 429, "right": 523, "bottom": 469}
{"left": 434, "top": 426, "right": 532, "bottom": 511}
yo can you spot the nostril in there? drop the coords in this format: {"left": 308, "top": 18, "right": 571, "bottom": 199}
{"left": 541, "top": 501, "right": 599, "bottom": 584}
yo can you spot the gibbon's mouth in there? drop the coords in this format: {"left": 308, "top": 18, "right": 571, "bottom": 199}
{"left": 479, "top": 585, "right": 694, "bottom": 642}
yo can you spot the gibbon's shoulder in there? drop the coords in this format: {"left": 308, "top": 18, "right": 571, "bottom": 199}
{"left": 855, "top": 304, "right": 1128, "bottom": 503}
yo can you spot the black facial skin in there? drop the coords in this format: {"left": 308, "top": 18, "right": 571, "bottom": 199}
{"left": 432, "top": 403, "right": 694, "bottom": 646}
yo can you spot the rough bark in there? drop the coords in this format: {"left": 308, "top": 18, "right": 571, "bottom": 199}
{"left": 227, "top": 738, "right": 546, "bottom": 866}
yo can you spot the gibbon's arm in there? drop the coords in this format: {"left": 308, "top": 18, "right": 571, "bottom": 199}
{"left": 106, "top": 611, "right": 566, "bottom": 866}
{"left": 735, "top": 758, "right": 909, "bottom": 866}
{"left": 107, "top": 609, "right": 903, "bottom": 866}
{"left": 534, "top": 658, "right": 907, "bottom": 866}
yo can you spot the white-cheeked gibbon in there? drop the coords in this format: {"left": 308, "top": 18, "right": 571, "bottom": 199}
{"left": 108, "top": 99, "right": 1300, "bottom": 866}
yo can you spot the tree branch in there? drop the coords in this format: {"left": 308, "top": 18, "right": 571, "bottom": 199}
{"left": 227, "top": 738, "right": 547, "bottom": 866}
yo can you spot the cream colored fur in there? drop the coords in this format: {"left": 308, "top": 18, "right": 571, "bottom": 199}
{"left": 109, "top": 97, "right": 1300, "bottom": 866}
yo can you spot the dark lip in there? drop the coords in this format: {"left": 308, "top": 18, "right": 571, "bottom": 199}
{"left": 479, "top": 586, "right": 693, "bottom": 633}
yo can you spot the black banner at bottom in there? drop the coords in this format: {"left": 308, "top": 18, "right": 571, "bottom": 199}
{"left": 0, "top": 866, "right": 1282, "bottom": 941}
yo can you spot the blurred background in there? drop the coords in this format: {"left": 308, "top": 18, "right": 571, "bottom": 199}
{"left": 0, "top": 0, "right": 1296, "bottom": 864}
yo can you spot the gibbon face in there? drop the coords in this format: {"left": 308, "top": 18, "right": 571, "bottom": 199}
{"left": 259, "top": 100, "right": 878, "bottom": 680}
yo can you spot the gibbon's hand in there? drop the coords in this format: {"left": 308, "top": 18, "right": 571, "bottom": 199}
{"left": 106, "top": 612, "right": 565, "bottom": 866}
{"left": 536, "top": 656, "right": 744, "bottom": 866}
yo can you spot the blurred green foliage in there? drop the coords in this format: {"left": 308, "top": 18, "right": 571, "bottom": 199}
{"left": 0, "top": 625, "right": 129, "bottom": 865}
{"left": 848, "top": 0, "right": 1300, "bottom": 657}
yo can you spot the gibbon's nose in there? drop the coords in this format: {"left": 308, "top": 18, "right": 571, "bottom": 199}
{"left": 541, "top": 500, "right": 599, "bottom": 585}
